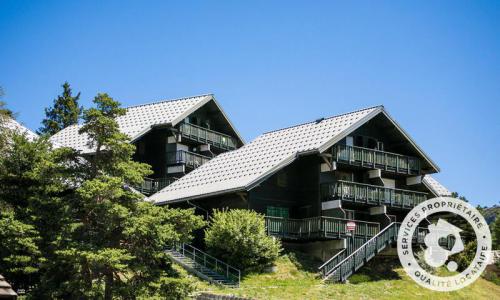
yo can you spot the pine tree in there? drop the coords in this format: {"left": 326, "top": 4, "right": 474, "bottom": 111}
{"left": 492, "top": 216, "right": 500, "bottom": 249}
{"left": 38, "top": 82, "right": 82, "bottom": 135}
{"left": 51, "top": 93, "right": 205, "bottom": 299}
{"left": 0, "top": 119, "right": 71, "bottom": 291}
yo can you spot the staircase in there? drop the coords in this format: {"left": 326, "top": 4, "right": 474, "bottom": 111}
{"left": 166, "top": 243, "right": 241, "bottom": 287}
{"left": 319, "top": 222, "right": 428, "bottom": 283}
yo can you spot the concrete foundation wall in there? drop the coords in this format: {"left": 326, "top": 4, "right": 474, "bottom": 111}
{"left": 283, "top": 240, "right": 345, "bottom": 262}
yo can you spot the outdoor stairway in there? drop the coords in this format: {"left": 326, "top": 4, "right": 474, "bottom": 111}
{"left": 166, "top": 243, "right": 241, "bottom": 287}
{"left": 319, "top": 222, "right": 428, "bottom": 283}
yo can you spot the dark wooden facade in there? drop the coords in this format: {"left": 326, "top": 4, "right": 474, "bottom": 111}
{"left": 131, "top": 100, "right": 243, "bottom": 195}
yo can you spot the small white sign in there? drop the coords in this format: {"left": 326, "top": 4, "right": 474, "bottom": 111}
{"left": 346, "top": 221, "right": 356, "bottom": 231}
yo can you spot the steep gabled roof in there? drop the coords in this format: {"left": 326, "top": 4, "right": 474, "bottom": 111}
{"left": 151, "top": 106, "right": 381, "bottom": 204}
{"left": 151, "top": 105, "right": 441, "bottom": 205}
{"left": 423, "top": 175, "right": 452, "bottom": 197}
{"left": 1, "top": 117, "right": 38, "bottom": 140}
{"left": 50, "top": 94, "right": 243, "bottom": 153}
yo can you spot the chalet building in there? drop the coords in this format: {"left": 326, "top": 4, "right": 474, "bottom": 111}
{"left": 150, "top": 104, "right": 451, "bottom": 283}
{"left": 48, "top": 95, "right": 451, "bottom": 284}
{"left": 50, "top": 94, "right": 244, "bottom": 195}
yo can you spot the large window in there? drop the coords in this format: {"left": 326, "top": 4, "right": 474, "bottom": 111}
{"left": 266, "top": 206, "right": 289, "bottom": 218}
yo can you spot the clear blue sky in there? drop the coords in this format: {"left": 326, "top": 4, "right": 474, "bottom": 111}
{"left": 1, "top": 1, "right": 499, "bottom": 207}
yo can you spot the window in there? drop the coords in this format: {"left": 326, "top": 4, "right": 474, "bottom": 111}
{"left": 345, "top": 210, "right": 355, "bottom": 220}
{"left": 377, "top": 141, "right": 384, "bottom": 151}
{"left": 187, "top": 116, "right": 198, "bottom": 125}
{"left": 266, "top": 206, "right": 289, "bottom": 218}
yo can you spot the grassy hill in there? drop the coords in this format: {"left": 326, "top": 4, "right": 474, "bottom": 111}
{"left": 185, "top": 252, "right": 500, "bottom": 300}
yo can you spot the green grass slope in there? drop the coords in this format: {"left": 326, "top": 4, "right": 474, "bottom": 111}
{"left": 190, "top": 253, "right": 500, "bottom": 300}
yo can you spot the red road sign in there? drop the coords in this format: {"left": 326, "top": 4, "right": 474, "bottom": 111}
{"left": 346, "top": 221, "right": 356, "bottom": 231}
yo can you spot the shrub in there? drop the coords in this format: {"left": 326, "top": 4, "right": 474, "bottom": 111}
{"left": 141, "top": 277, "right": 194, "bottom": 300}
{"left": 205, "top": 209, "right": 281, "bottom": 271}
{"left": 415, "top": 249, "right": 437, "bottom": 274}
{"left": 454, "top": 240, "right": 477, "bottom": 271}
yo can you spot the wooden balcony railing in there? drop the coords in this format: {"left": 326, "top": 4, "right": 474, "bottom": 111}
{"left": 166, "top": 150, "right": 211, "bottom": 169}
{"left": 322, "top": 180, "right": 428, "bottom": 208}
{"left": 134, "top": 177, "right": 176, "bottom": 195}
{"left": 179, "top": 122, "right": 239, "bottom": 151}
{"left": 333, "top": 144, "right": 421, "bottom": 175}
{"left": 264, "top": 216, "right": 380, "bottom": 240}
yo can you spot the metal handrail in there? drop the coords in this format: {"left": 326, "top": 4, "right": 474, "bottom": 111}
{"left": 321, "top": 222, "right": 398, "bottom": 282}
{"left": 321, "top": 222, "right": 429, "bottom": 281}
{"left": 318, "top": 248, "right": 346, "bottom": 272}
{"left": 173, "top": 243, "right": 241, "bottom": 286}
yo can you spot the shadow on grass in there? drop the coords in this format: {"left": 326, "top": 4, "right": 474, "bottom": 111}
{"left": 348, "top": 256, "right": 403, "bottom": 284}
{"left": 283, "top": 249, "right": 324, "bottom": 273}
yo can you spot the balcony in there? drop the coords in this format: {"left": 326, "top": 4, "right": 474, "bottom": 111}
{"left": 135, "top": 177, "right": 176, "bottom": 195}
{"left": 179, "top": 122, "right": 239, "bottom": 151}
{"left": 322, "top": 180, "right": 428, "bottom": 208}
{"left": 333, "top": 144, "right": 421, "bottom": 175}
{"left": 264, "top": 216, "right": 380, "bottom": 240}
{"left": 166, "top": 150, "right": 211, "bottom": 169}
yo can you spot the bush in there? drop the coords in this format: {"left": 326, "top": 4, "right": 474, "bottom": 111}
{"left": 415, "top": 249, "right": 437, "bottom": 274}
{"left": 205, "top": 209, "right": 281, "bottom": 272}
{"left": 140, "top": 277, "right": 194, "bottom": 300}
{"left": 454, "top": 240, "right": 477, "bottom": 271}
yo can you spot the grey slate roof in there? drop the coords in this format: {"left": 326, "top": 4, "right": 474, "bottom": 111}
{"left": 423, "top": 175, "right": 452, "bottom": 197}
{"left": 50, "top": 94, "right": 240, "bottom": 153}
{"left": 151, "top": 105, "right": 444, "bottom": 204}
{"left": 151, "top": 106, "right": 383, "bottom": 204}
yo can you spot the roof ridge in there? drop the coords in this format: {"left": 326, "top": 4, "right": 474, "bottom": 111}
{"left": 124, "top": 93, "right": 213, "bottom": 110}
{"left": 262, "top": 105, "right": 383, "bottom": 135}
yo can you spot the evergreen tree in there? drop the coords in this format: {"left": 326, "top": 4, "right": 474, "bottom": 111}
{"left": 50, "top": 93, "right": 205, "bottom": 299}
{"left": 0, "top": 99, "right": 90, "bottom": 294}
{"left": 447, "top": 192, "right": 477, "bottom": 243}
{"left": 0, "top": 210, "right": 43, "bottom": 290}
{"left": 492, "top": 216, "right": 500, "bottom": 249}
{"left": 0, "top": 94, "right": 204, "bottom": 298}
{"left": 38, "top": 82, "right": 82, "bottom": 135}
{"left": 0, "top": 116, "right": 79, "bottom": 292}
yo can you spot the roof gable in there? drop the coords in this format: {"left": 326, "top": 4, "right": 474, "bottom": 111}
{"left": 49, "top": 94, "right": 239, "bottom": 152}
{"left": 151, "top": 106, "right": 382, "bottom": 204}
